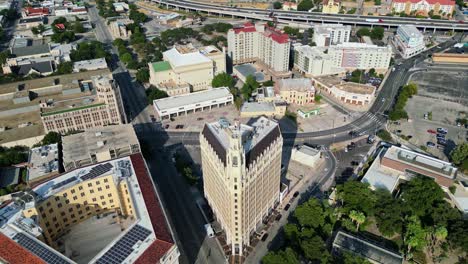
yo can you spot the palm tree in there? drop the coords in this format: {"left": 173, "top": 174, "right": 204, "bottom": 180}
{"left": 349, "top": 210, "right": 366, "bottom": 231}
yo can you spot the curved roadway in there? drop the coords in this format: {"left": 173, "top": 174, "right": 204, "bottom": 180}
{"left": 148, "top": 39, "right": 458, "bottom": 146}
{"left": 152, "top": 0, "right": 468, "bottom": 31}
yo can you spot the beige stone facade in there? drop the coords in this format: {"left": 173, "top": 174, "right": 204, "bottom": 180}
{"left": 200, "top": 117, "right": 283, "bottom": 255}
{"left": 149, "top": 44, "right": 226, "bottom": 92}
{"left": 276, "top": 78, "right": 315, "bottom": 106}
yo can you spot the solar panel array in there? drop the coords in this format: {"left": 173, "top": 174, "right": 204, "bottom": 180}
{"left": 51, "top": 176, "right": 78, "bottom": 190}
{"left": 13, "top": 233, "right": 73, "bottom": 264}
{"left": 80, "top": 163, "right": 113, "bottom": 181}
{"left": 95, "top": 225, "right": 152, "bottom": 264}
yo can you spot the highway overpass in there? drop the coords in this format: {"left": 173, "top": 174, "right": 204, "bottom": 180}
{"left": 151, "top": 0, "right": 468, "bottom": 31}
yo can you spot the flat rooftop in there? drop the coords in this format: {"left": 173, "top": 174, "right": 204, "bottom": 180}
{"left": 234, "top": 64, "right": 265, "bottom": 82}
{"left": 278, "top": 78, "right": 314, "bottom": 92}
{"left": 0, "top": 69, "right": 111, "bottom": 95}
{"left": 314, "top": 23, "right": 351, "bottom": 35}
{"left": 385, "top": 145, "right": 457, "bottom": 179}
{"left": 28, "top": 143, "right": 59, "bottom": 182}
{"left": 333, "top": 231, "right": 403, "bottom": 264}
{"left": 294, "top": 45, "right": 330, "bottom": 59}
{"left": 62, "top": 124, "right": 139, "bottom": 163}
{"left": 163, "top": 46, "right": 211, "bottom": 69}
{"left": 314, "top": 75, "right": 375, "bottom": 94}
{"left": 153, "top": 87, "right": 231, "bottom": 111}
{"left": 241, "top": 102, "right": 275, "bottom": 113}
{"left": 398, "top": 25, "right": 423, "bottom": 38}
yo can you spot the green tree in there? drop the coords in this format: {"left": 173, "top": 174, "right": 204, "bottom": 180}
{"left": 241, "top": 75, "right": 259, "bottom": 99}
{"left": 370, "top": 27, "right": 384, "bottom": 40}
{"left": 451, "top": 143, "right": 468, "bottom": 165}
{"left": 273, "top": 1, "right": 282, "bottom": 9}
{"left": 349, "top": 210, "right": 366, "bottom": 231}
{"left": 374, "top": 190, "right": 404, "bottom": 237}
{"left": 41, "top": 132, "right": 62, "bottom": 145}
{"left": 341, "top": 252, "right": 372, "bottom": 264}
{"left": 336, "top": 181, "right": 376, "bottom": 216}
{"left": 400, "top": 177, "right": 445, "bottom": 218}
{"left": 146, "top": 86, "right": 168, "bottom": 104}
{"left": 283, "top": 223, "right": 300, "bottom": 246}
{"left": 212, "top": 73, "right": 236, "bottom": 89}
{"left": 56, "top": 61, "right": 73, "bottom": 74}
{"left": 376, "top": 129, "right": 392, "bottom": 141}
{"left": 297, "top": 0, "right": 313, "bottom": 11}
{"left": 262, "top": 80, "right": 275, "bottom": 87}
{"left": 314, "top": 94, "right": 322, "bottom": 103}
{"left": 136, "top": 68, "right": 150, "bottom": 83}
{"left": 120, "top": 53, "right": 133, "bottom": 64}
{"left": 300, "top": 236, "right": 326, "bottom": 261}
{"left": 262, "top": 247, "right": 299, "bottom": 264}
{"left": 356, "top": 28, "right": 371, "bottom": 38}
{"left": 73, "top": 21, "right": 85, "bottom": 33}
{"left": 404, "top": 215, "right": 427, "bottom": 255}
{"left": 294, "top": 198, "right": 325, "bottom": 228}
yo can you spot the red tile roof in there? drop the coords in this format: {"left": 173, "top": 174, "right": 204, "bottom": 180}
{"left": 233, "top": 22, "right": 257, "bottom": 34}
{"left": 130, "top": 154, "right": 176, "bottom": 263}
{"left": 392, "top": 0, "right": 454, "bottom": 5}
{"left": 264, "top": 27, "right": 289, "bottom": 44}
{"left": 0, "top": 233, "right": 46, "bottom": 264}
{"left": 135, "top": 239, "right": 174, "bottom": 264}
{"left": 26, "top": 7, "right": 49, "bottom": 15}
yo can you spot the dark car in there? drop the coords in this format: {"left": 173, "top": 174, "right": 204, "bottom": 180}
{"left": 275, "top": 214, "right": 282, "bottom": 221}
{"left": 284, "top": 204, "right": 291, "bottom": 211}
{"left": 426, "top": 142, "right": 436, "bottom": 148}
{"left": 261, "top": 233, "right": 269, "bottom": 241}
{"left": 293, "top": 191, "right": 299, "bottom": 198}
{"left": 197, "top": 117, "right": 204, "bottom": 121}
{"left": 437, "top": 139, "right": 446, "bottom": 145}
{"left": 164, "top": 124, "right": 170, "bottom": 129}
{"left": 437, "top": 128, "right": 448, "bottom": 134}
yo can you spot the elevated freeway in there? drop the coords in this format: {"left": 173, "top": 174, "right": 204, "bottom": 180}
{"left": 151, "top": 0, "right": 468, "bottom": 31}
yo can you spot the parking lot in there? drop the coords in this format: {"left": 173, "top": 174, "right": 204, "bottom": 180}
{"left": 389, "top": 70, "right": 468, "bottom": 159}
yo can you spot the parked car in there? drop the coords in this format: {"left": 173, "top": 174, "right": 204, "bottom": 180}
{"left": 427, "top": 129, "right": 437, "bottom": 134}
{"left": 436, "top": 134, "right": 446, "bottom": 139}
{"left": 284, "top": 204, "right": 291, "bottom": 211}
{"left": 437, "top": 128, "right": 448, "bottom": 134}
{"left": 293, "top": 191, "right": 299, "bottom": 198}
{"left": 261, "top": 233, "right": 269, "bottom": 241}
{"left": 426, "top": 142, "right": 436, "bottom": 148}
{"left": 164, "top": 124, "right": 170, "bottom": 129}
{"left": 275, "top": 214, "right": 282, "bottom": 221}
{"left": 197, "top": 117, "right": 204, "bottom": 121}
{"left": 437, "top": 139, "right": 447, "bottom": 145}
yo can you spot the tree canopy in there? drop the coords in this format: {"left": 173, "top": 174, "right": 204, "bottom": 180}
{"left": 146, "top": 86, "right": 168, "bottom": 104}
{"left": 241, "top": 75, "right": 259, "bottom": 99}
{"left": 212, "top": 73, "right": 236, "bottom": 89}
{"left": 297, "top": 0, "right": 313, "bottom": 11}
{"left": 451, "top": 143, "right": 468, "bottom": 165}
{"left": 262, "top": 248, "right": 299, "bottom": 264}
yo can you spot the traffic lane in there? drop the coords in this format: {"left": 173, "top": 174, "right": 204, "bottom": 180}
{"left": 146, "top": 146, "right": 208, "bottom": 264}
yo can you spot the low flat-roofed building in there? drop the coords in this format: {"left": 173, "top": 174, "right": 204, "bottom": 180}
{"left": 233, "top": 64, "right": 267, "bottom": 83}
{"left": 73, "top": 58, "right": 108, "bottom": 72}
{"left": 432, "top": 53, "right": 468, "bottom": 64}
{"left": 275, "top": 78, "right": 315, "bottom": 105}
{"left": 62, "top": 124, "right": 140, "bottom": 171}
{"left": 0, "top": 153, "right": 180, "bottom": 264}
{"left": 312, "top": 75, "right": 375, "bottom": 106}
{"left": 256, "top": 86, "right": 280, "bottom": 102}
{"left": 313, "top": 24, "right": 350, "bottom": 47}
{"left": 149, "top": 44, "right": 226, "bottom": 92}
{"left": 297, "top": 105, "right": 321, "bottom": 118}
{"left": 290, "top": 145, "right": 321, "bottom": 167}
{"left": 362, "top": 145, "right": 457, "bottom": 193}
{"left": 240, "top": 101, "right": 286, "bottom": 118}
{"left": 18, "top": 16, "right": 43, "bottom": 29}
{"left": 27, "top": 143, "right": 60, "bottom": 183}
{"left": 332, "top": 231, "right": 403, "bottom": 264}
{"left": 109, "top": 18, "right": 133, "bottom": 39}
{"left": 156, "top": 81, "right": 190, "bottom": 97}
{"left": 153, "top": 87, "right": 233, "bottom": 120}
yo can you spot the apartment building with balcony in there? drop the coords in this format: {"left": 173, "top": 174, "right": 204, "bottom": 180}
{"left": 394, "top": 25, "right": 426, "bottom": 59}
{"left": 227, "top": 22, "right": 291, "bottom": 74}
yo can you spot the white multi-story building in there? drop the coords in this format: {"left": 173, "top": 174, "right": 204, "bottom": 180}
{"left": 394, "top": 25, "right": 426, "bottom": 59}
{"left": 328, "top": 43, "right": 392, "bottom": 72}
{"left": 293, "top": 44, "right": 344, "bottom": 76}
{"left": 153, "top": 88, "right": 233, "bottom": 120}
{"left": 313, "top": 24, "right": 351, "bottom": 47}
{"left": 391, "top": 0, "right": 455, "bottom": 18}
{"left": 149, "top": 44, "right": 226, "bottom": 93}
{"left": 227, "top": 22, "right": 290, "bottom": 73}
{"left": 200, "top": 117, "right": 283, "bottom": 256}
